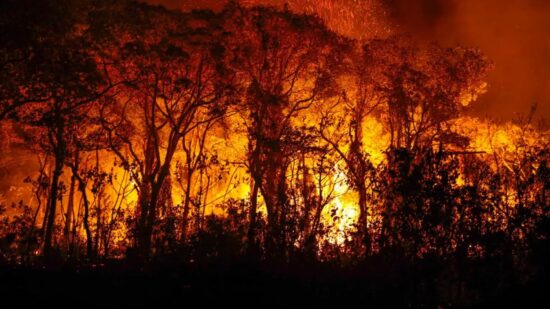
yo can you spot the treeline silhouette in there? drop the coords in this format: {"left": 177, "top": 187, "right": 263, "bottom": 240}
{"left": 0, "top": 0, "right": 549, "bottom": 306}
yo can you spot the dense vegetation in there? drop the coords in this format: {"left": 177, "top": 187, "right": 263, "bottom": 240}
{"left": 0, "top": 0, "right": 548, "bottom": 306}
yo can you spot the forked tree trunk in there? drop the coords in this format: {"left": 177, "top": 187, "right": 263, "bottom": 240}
{"left": 75, "top": 174, "right": 93, "bottom": 259}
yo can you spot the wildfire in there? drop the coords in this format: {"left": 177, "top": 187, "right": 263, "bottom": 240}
{"left": 323, "top": 163, "right": 357, "bottom": 245}
{"left": 0, "top": 0, "right": 547, "bottom": 263}
{"left": 240, "top": 0, "right": 391, "bottom": 39}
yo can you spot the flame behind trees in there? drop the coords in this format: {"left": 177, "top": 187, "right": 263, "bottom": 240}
{"left": 362, "top": 37, "right": 492, "bottom": 152}
{"left": 0, "top": 0, "right": 117, "bottom": 259}
{"left": 90, "top": 2, "right": 237, "bottom": 259}
{"left": 222, "top": 4, "right": 351, "bottom": 258}
{"left": 0, "top": 0, "right": 548, "bottom": 266}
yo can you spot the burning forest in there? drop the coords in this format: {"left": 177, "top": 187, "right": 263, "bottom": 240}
{"left": 0, "top": 0, "right": 549, "bottom": 307}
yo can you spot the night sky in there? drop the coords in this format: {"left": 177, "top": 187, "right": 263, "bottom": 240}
{"left": 148, "top": 0, "right": 550, "bottom": 120}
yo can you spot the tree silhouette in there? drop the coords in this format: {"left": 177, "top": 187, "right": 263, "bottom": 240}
{"left": 93, "top": 2, "right": 235, "bottom": 259}
{"left": 0, "top": 3, "right": 548, "bottom": 306}
{"left": 223, "top": 3, "right": 349, "bottom": 258}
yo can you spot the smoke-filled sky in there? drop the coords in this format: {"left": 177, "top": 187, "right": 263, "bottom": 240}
{"left": 147, "top": 0, "right": 549, "bottom": 121}
{"left": 385, "top": 0, "right": 550, "bottom": 121}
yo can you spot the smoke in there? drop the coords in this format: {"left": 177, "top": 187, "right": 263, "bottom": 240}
{"left": 384, "top": 0, "right": 550, "bottom": 121}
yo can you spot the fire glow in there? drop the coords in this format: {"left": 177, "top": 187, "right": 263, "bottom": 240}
{"left": 0, "top": 0, "right": 548, "bottom": 265}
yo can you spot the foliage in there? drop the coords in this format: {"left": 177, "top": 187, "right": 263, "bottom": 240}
{"left": 0, "top": 2, "right": 548, "bottom": 305}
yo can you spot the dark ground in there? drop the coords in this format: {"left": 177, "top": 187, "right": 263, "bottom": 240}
{"left": 1, "top": 258, "right": 548, "bottom": 308}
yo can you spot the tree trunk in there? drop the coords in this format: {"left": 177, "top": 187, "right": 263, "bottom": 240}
{"left": 258, "top": 156, "right": 288, "bottom": 261}
{"left": 357, "top": 182, "right": 370, "bottom": 254}
{"left": 43, "top": 157, "right": 62, "bottom": 258}
{"left": 76, "top": 176, "right": 93, "bottom": 259}
{"left": 64, "top": 169, "right": 76, "bottom": 255}
{"left": 181, "top": 170, "right": 193, "bottom": 241}
{"left": 43, "top": 121, "right": 65, "bottom": 259}
{"left": 247, "top": 182, "right": 259, "bottom": 257}
{"left": 95, "top": 194, "right": 101, "bottom": 258}
{"left": 139, "top": 184, "right": 160, "bottom": 260}
{"left": 94, "top": 149, "right": 102, "bottom": 258}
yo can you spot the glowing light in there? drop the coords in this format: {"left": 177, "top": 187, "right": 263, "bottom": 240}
{"left": 324, "top": 164, "right": 359, "bottom": 245}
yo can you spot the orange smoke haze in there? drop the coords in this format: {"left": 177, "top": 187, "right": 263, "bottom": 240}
{"left": 385, "top": 0, "right": 550, "bottom": 121}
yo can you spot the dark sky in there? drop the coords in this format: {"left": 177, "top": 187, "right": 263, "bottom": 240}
{"left": 146, "top": 0, "right": 550, "bottom": 121}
